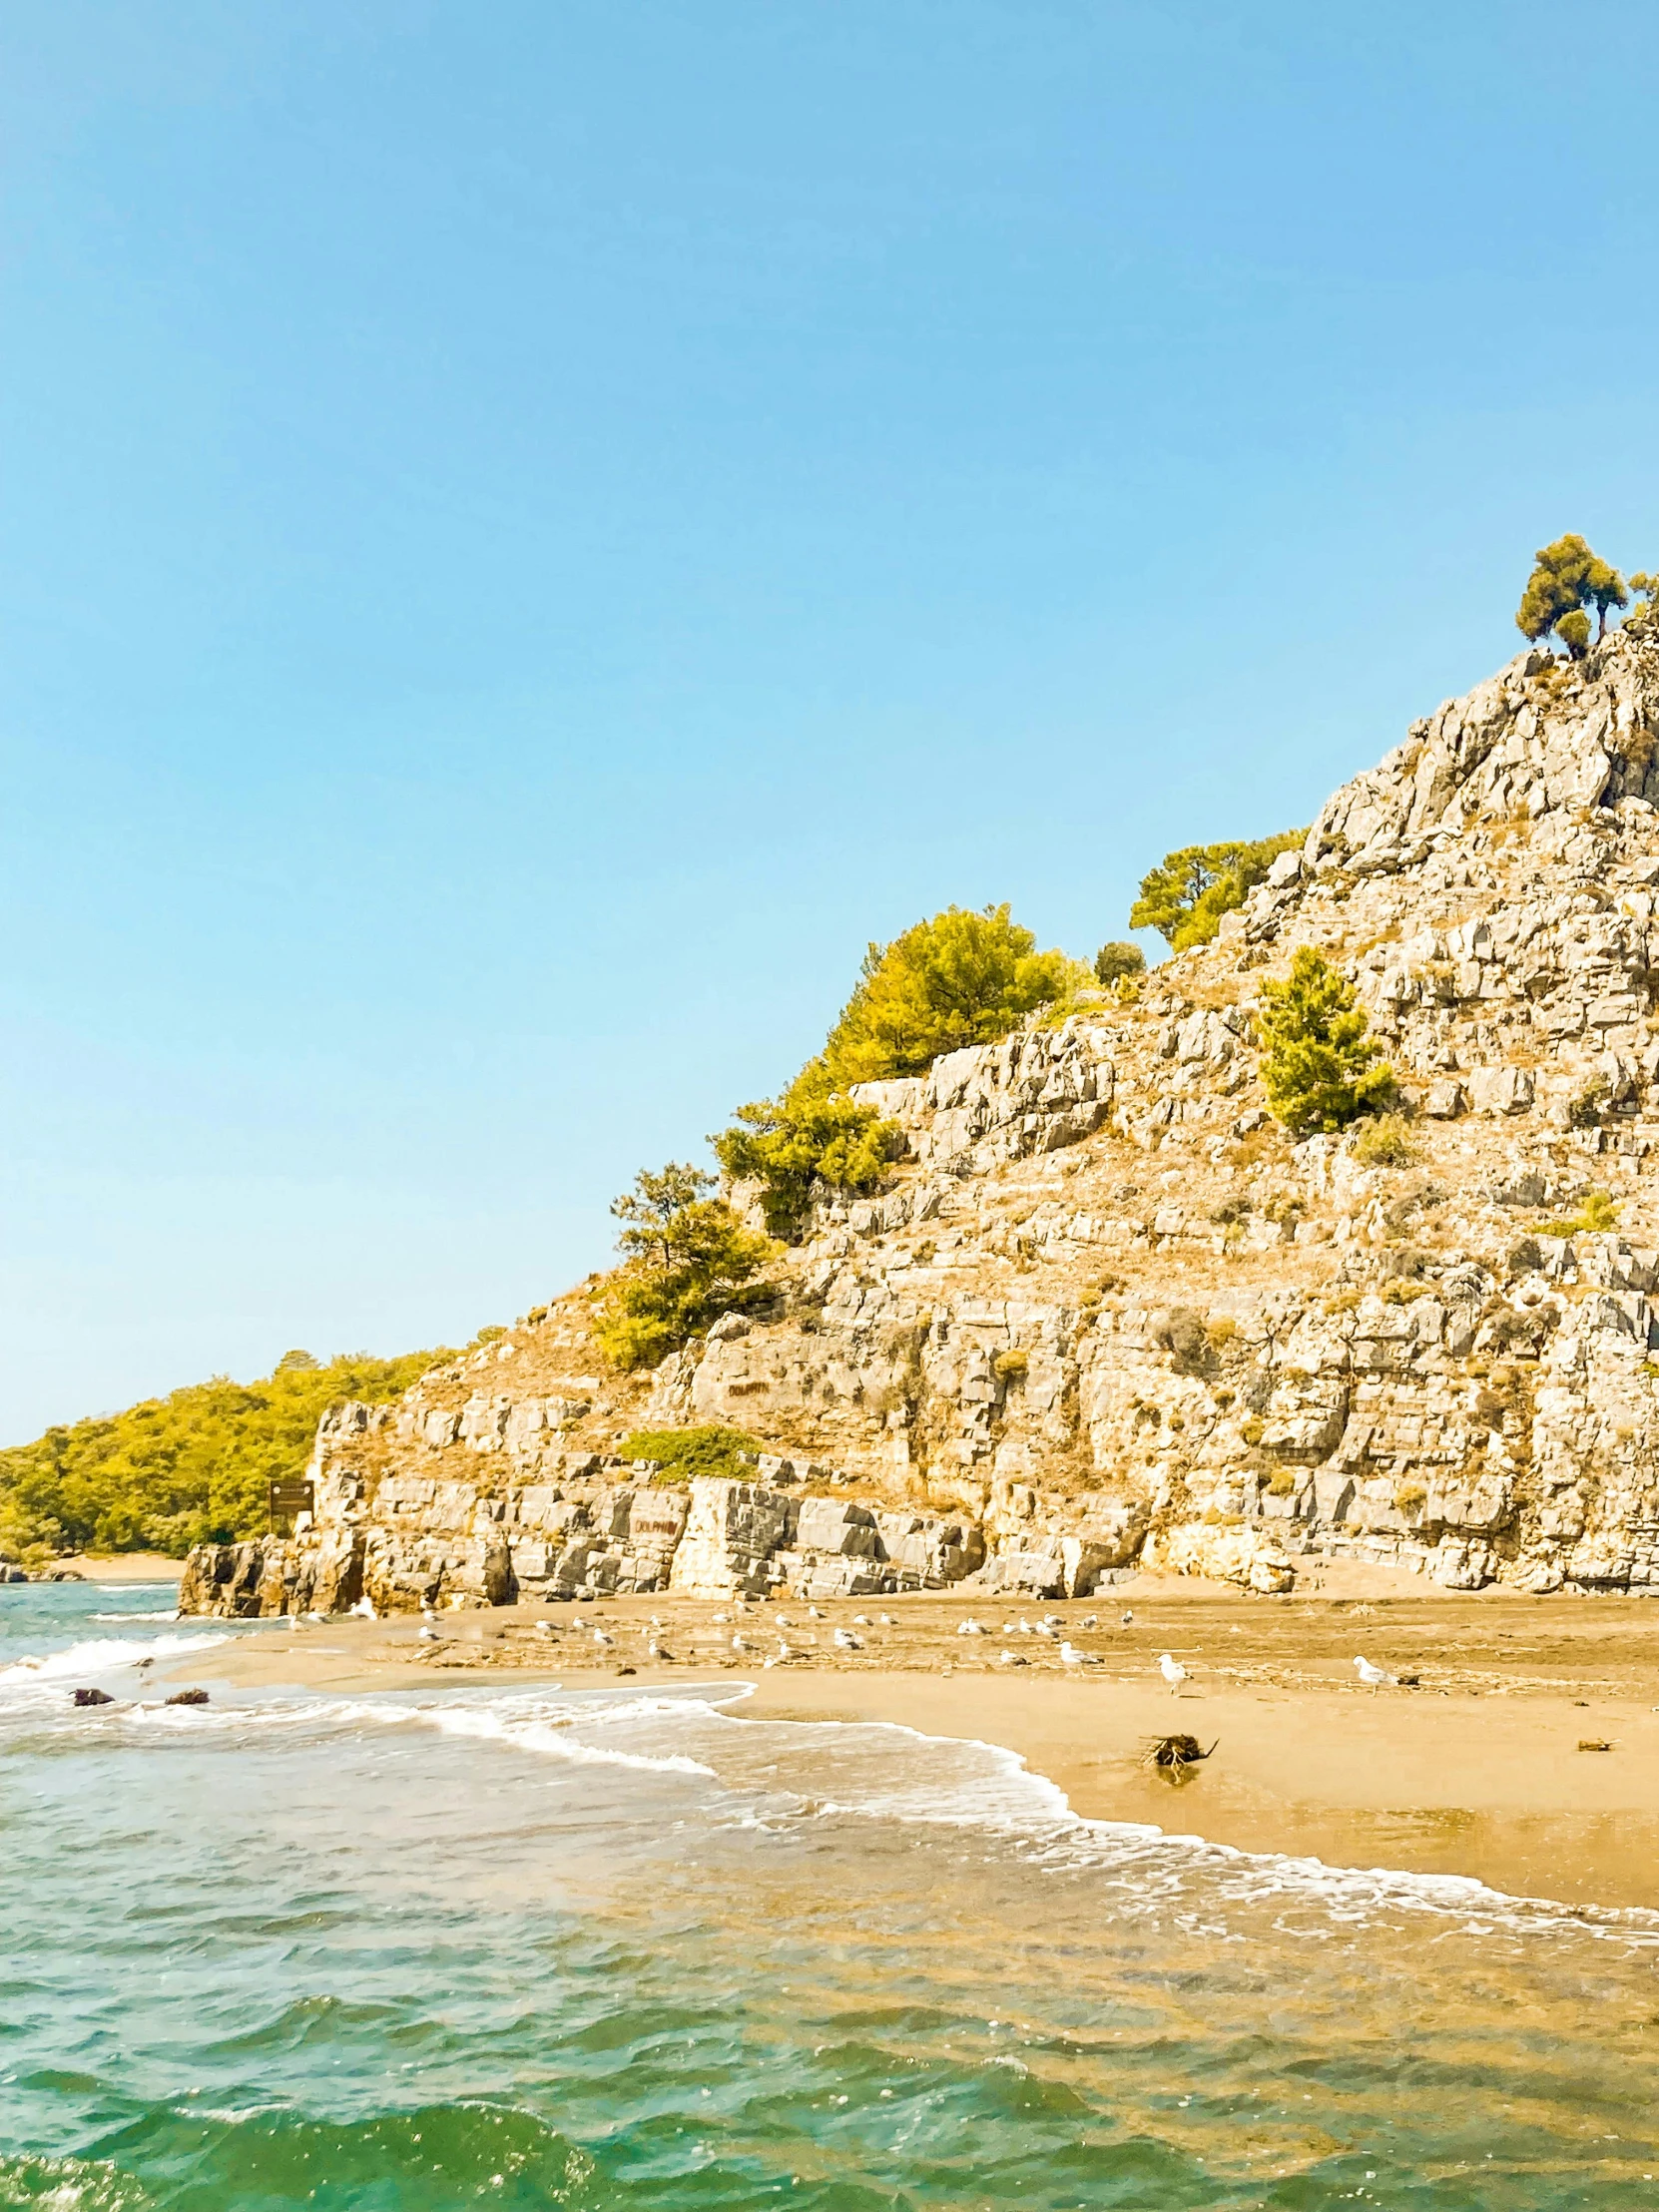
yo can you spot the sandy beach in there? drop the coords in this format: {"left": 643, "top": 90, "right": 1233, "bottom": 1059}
{"left": 52, "top": 1553, "right": 187, "bottom": 1584}
{"left": 149, "top": 1569, "right": 1659, "bottom": 1914}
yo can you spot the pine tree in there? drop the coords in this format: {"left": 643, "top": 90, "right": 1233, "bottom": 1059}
{"left": 1257, "top": 948, "right": 1393, "bottom": 1136}
{"left": 591, "top": 1165, "right": 775, "bottom": 1371}
{"left": 1515, "top": 534, "right": 1625, "bottom": 653}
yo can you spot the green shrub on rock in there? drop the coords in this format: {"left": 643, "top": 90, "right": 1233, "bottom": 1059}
{"left": 713, "top": 902, "right": 1082, "bottom": 1241}
{"left": 821, "top": 903, "right": 1085, "bottom": 1085}
{"left": 1093, "top": 940, "right": 1147, "bottom": 985}
{"left": 714, "top": 1061, "right": 901, "bottom": 1240}
{"left": 617, "top": 1426, "right": 764, "bottom": 1483}
{"left": 1256, "top": 947, "right": 1393, "bottom": 1137}
{"left": 1131, "top": 830, "right": 1307, "bottom": 953}
{"left": 591, "top": 1165, "right": 775, "bottom": 1372}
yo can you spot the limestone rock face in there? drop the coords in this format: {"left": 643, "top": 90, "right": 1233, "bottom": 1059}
{"left": 179, "top": 630, "right": 1659, "bottom": 1611}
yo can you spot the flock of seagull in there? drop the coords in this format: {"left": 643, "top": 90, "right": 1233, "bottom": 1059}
{"left": 378, "top": 1593, "right": 1409, "bottom": 1695}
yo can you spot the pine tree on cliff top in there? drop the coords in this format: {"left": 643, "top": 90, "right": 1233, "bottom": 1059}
{"left": 1257, "top": 948, "right": 1392, "bottom": 1137}
{"left": 1515, "top": 534, "right": 1627, "bottom": 656}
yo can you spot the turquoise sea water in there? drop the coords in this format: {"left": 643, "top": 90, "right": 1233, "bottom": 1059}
{"left": 4, "top": 1584, "right": 1659, "bottom": 2209}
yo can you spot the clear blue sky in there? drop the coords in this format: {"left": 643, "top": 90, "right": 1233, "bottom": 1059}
{"left": 3, "top": 2, "right": 1656, "bottom": 1439}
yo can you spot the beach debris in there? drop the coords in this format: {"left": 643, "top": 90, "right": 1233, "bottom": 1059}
{"left": 1353, "top": 1655, "right": 1397, "bottom": 1692}
{"left": 1577, "top": 1738, "right": 1614, "bottom": 1753}
{"left": 1158, "top": 1652, "right": 1191, "bottom": 1695}
{"left": 72, "top": 1687, "right": 115, "bottom": 1707}
{"left": 1059, "top": 1642, "right": 1100, "bottom": 1668}
{"left": 165, "top": 1688, "right": 210, "bottom": 1707}
{"left": 616, "top": 1664, "right": 636, "bottom": 1676}
{"left": 832, "top": 1628, "right": 863, "bottom": 1651}
{"left": 1141, "top": 1733, "right": 1218, "bottom": 1781}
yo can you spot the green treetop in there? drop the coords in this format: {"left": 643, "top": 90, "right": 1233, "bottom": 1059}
{"left": 1130, "top": 830, "right": 1306, "bottom": 954}
{"left": 1257, "top": 946, "right": 1393, "bottom": 1136}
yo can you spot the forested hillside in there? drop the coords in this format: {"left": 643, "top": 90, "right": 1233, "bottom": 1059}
{"left": 0, "top": 1350, "right": 446, "bottom": 1561}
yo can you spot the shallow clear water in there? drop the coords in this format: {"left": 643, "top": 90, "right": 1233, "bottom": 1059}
{"left": 4, "top": 1584, "right": 1658, "bottom": 2209}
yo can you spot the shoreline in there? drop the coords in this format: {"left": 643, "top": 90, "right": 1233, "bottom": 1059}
{"left": 143, "top": 1578, "right": 1659, "bottom": 1914}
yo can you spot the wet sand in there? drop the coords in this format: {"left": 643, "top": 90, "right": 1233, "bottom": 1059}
{"left": 165, "top": 1574, "right": 1659, "bottom": 1913}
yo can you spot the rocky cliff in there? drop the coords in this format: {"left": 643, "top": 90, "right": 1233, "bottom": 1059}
{"left": 182, "top": 629, "right": 1659, "bottom": 1614}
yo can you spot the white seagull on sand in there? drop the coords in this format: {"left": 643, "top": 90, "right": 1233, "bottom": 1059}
{"left": 1060, "top": 1642, "right": 1099, "bottom": 1668}
{"left": 1158, "top": 1652, "right": 1190, "bottom": 1694}
{"left": 1353, "top": 1655, "right": 1397, "bottom": 1692}
{"left": 832, "top": 1627, "right": 863, "bottom": 1651}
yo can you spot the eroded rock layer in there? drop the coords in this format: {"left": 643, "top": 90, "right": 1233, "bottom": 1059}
{"left": 183, "top": 631, "right": 1659, "bottom": 1611}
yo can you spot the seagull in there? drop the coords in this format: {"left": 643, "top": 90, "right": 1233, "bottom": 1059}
{"left": 1159, "top": 1652, "right": 1190, "bottom": 1695}
{"left": 1081, "top": 1615, "right": 1098, "bottom": 1630}
{"left": 1121, "top": 1610, "right": 1134, "bottom": 1625}
{"left": 853, "top": 1614, "right": 869, "bottom": 1625}
{"left": 647, "top": 1641, "right": 669, "bottom": 1660}
{"left": 731, "top": 1633, "right": 748, "bottom": 1652}
{"left": 999, "top": 1650, "right": 1028, "bottom": 1667}
{"left": 1032, "top": 1621, "right": 1058, "bottom": 1640}
{"left": 832, "top": 1628, "right": 863, "bottom": 1651}
{"left": 956, "top": 1619, "right": 985, "bottom": 1637}
{"left": 1354, "top": 1655, "right": 1397, "bottom": 1692}
{"left": 808, "top": 1606, "right": 824, "bottom": 1620}
{"left": 419, "top": 1625, "right": 440, "bottom": 1642}
{"left": 877, "top": 1614, "right": 893, "bottom": 1626}
{"left": 1017, "top": 1617, "right": 1033, "bottom": 1636}
{"left": 775, "top": 1613, "right": 793, "bottom": 1627}
{"left": 1060, "top": 1642, "right": 1099, "bottom": 1668}
{"left": 348, "top": 1596, "right": 376, "bottom": 1621}
{"left": 592, "top": 1628, "right": 614, "bottom": 1648}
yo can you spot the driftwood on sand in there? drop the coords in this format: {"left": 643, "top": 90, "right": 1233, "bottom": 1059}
{"left": 1141, "top": 1733, "right": 1218, "bottom": 1782}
